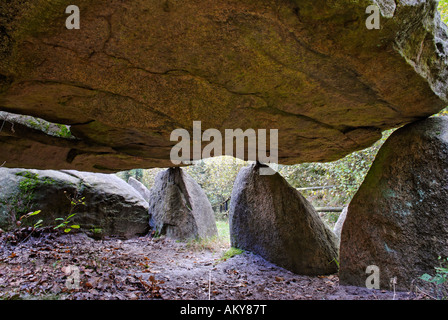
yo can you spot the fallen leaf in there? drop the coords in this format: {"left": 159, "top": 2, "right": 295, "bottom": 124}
{"left": 149, "top": 270, "right": 161, "bottom": 274}
{"left": 275, "top": 276, "right": 284, "bottom": 282}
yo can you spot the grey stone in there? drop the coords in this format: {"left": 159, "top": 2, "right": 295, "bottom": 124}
{"left": 128, "top": 176, "right": 151, "bottom": 202}
{"left": 148, "top": 167, "right": 218, "bottom": 240}
{"left": 229, "top": 162, "right": 339, "bottom": 276}
{"left": 0, "top": 168, "right": 149, "bottom": 239}
{"left": 339, "top": 117, "right": 448, "bottom": 290}
{"left": 333, "top": 206, "right": 348, "bottom": 239}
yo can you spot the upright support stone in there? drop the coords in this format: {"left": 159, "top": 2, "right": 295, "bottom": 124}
{"left": 229, "top": 163, "right": 339, "bottom": 276}
{"left": 148, "top": 167, "right": 218, "bottom": 240}
{"left": 339, "top": 117, "right": 448, "bottom": 291}
{"left": 128, "top": 176, "right": 151, "bottom": 202}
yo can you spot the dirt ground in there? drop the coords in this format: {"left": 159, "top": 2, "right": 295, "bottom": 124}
{"left": 0, "top": 230, "right": 425, "bottom": 301}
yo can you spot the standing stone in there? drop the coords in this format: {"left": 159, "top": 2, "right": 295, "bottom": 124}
{"left": 229, "top": 163, "right": 339, "bottom": 276}
{"left": 333, "top": 206, "right": 348, "bottom": 239}
{"left": 128, "top": 176, "right": 151, "bottom": 202}
{"left": 339, "top": 117, "right": 448, "bottom": 291}
{"left": 148, "top": 167, "right": 218, "bottom": 240}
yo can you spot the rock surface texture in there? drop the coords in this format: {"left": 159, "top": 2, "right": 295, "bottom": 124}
{"left": 0, "top": 168, "right": 150, "bottom": 238}
{"left": 339, "top": 117, "right": 448, "bottom": 291}
{"left": 148, "top": 167, "right": 218, "bottom": 240}
{"left": 128, "top": 177, "right": 151, "bottom": 202}
{"left": 229, "top": 163, "right": 339, "bottom": 276}
{"left": 1, "top": 0, "right": 448, "bottom": 171}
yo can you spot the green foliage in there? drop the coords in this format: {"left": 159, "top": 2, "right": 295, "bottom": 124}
{"left": 420, "top": 257, "right": 448, "bottom": 285}
{"left": 16, "top": 171, "right": 54, "bottom": 195}
{"left": 116, "top": 168, "right": 147, "bottom": 186}
{"left": 216, "top": 220, "right": 230, "bottom": 244}
{"left": 19, "top": 115, "right": 72, "bottom": 139}
{"left": 5, "top": 210, "right": 44, "bottom": 244}
{"left": 89, "top": 227, "right": 103, "bottom": 235}
{"left": 26, "top": 118, "right": 50, "bottom": 132}
{"left": 54, "top": 124, "right": 72, "bottom": 138}
{"left": 11, "top": 171, "right": 54, "bottom": 219}
{"left": 33, "top": 219, "right": 44, "bottom": 229}
{"left": 54, "top": 193, "right": 85, "bottom": 233}
{"left": 420, "top": 256, "right": 448, "bottom": 299}
{"left": 54, "top": 213, "right": 80, "bottom": 233}
{"left": 183, "top": 157, "right": 248, "bottom": 208}
{"left": 439, "top": 0, "right": 448, "bottom": 24}
{"left": 278, "top": 129, "right": 395, "bottom": 209}
{"left": 183, "top": 221, "right": 230, "bottom": 251}
{"left": 17, "top": 210, "right": 42, "bottom": 229}
{"left": 221, "top": 247, "right": 244, "bottom": 261}
{"left": 437, "top": 2, "right": 448, "bottom": 119}
{"left": 330, "top": 257, "right": 339, "bottom": 269}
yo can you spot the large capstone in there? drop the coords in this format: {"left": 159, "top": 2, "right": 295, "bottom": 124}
{"left": 339, "top": 117, "right": 448, "bottom": 291}
{"left": 1, "top": 0, "right": 448, "bottom": 171}
{"left": 0, "top": 168, "right": 150, "bottom": 239}
{"left": 229, "top": 163, "right": 339, "bottom": 275}
{"left": 148, "top": 167, "right": 218, "bottom": 240}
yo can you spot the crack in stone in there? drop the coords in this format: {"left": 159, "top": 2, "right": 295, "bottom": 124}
{"left": 39, "top": 39, "right": 270, "bottom": 114}
{"left": 99, "top": 14, "right": 114, "bottom": 53}
{"left": 255, "top": 37, "right": 401, "bottom": 116}
{"left": 14, "top": 72, "right": 374, "bottom": 151}
{"left": 16, "top": 78, "right": 184, "bottom": 129}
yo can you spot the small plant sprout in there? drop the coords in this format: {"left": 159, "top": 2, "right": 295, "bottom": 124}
{"left": 33, "top": 218, "right": 44, "bottom": 229}
{"left": 54, "top": 192, "right": 85, "bottom": 233}
{"left": 54, "top": 214, "right": 80, "bottom": 233}
{"left": 19, "top": 209, "right": 41, "bottom": 221}
{"left": 18, "top": 210, "right": 42, "bottom": 229}
{"left": 15, "top": 210, "right": 43, "bottom": 244}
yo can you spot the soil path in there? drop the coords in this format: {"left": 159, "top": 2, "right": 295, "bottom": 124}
{"left": 0, "top": 233, "right": 423, "bottom": 300}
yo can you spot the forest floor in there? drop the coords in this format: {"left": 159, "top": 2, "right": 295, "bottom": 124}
{"left": 0, "top": 228, "right": 427, "bottom": 301}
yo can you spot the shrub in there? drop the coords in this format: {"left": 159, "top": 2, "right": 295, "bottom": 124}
{"left": 419, "top": 256, "right": 448, "bottom": 299}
